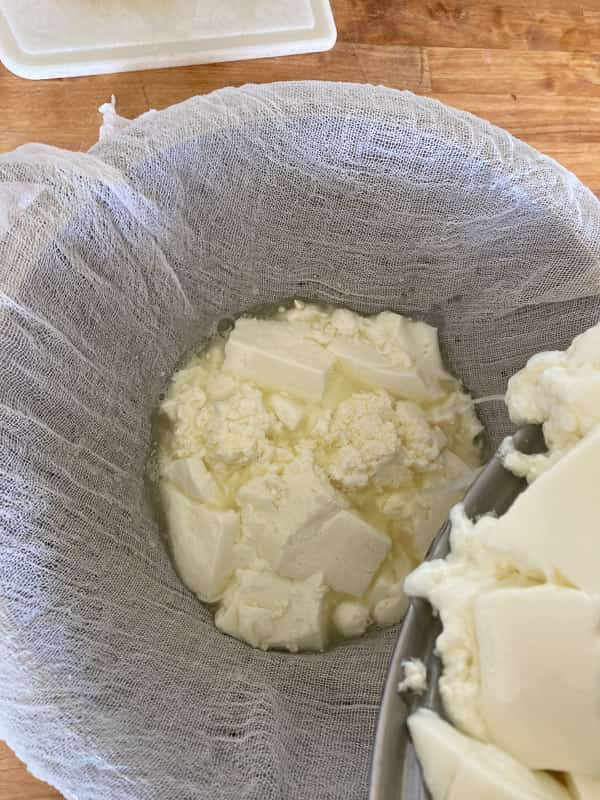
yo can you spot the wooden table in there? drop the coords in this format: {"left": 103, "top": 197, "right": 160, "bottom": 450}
{"left": 1, "top": 0, "right": 598, "bottom": 797}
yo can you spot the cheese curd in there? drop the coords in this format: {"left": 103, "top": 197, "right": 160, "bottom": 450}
{"left": 505, "top": 321, "right": 600, "bottom": 480}
{"left": 408, "top": 710, "right": 570, "bottom": 800}
{"left": 156, "top": 302, "right": 481, "bottom": 651}
{"left": 398, "top": 658, "right": 428, "bottom": 694}
{"left": 405, "top": 320, "right": 600, "bottom": 796}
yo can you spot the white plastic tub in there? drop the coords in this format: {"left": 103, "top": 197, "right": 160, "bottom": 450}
{"left": 0, "top": 0, "right": 336, "bottom": 80}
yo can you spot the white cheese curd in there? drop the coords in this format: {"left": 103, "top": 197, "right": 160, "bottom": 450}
{"left": 481, "top": 426, "right": 600, "bottom": 594}
{"left": 505, "top": 320, "right": 600, "bottom": 480}
{"left": 408, "top": 709, "right": 570, "bottom": 800}
{"left": 215, "top": 569, "right": 329, "bottom": 653}
{"left": 397, "top": 658, "right": 427, "bottom": 694}
{"left": 224, "top": 318, "right": 335, "bottom": 402}
{"left": 407, "top": 489, "right": 600, "bottom": 775}
{"left": 475, "top": 586, "right": 600, "bottom": 776}
{"left": 332, "top": 601, "right": 370, "bottom": 638}
{"left": 160, "top": 483, "right": 240, "bottom": 604}
{"left": 156, "top": 301, "right": 481, "bottom": 651}
{"left": 404, "top": 321, "right": 600, "bottom": 796}
{"left": 160, "top": 453, "right": 223, "bottom": 506}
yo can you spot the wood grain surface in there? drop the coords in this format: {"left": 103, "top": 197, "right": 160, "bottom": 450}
{"left": 0, "top": 1, "right": 597, "bottom": 797}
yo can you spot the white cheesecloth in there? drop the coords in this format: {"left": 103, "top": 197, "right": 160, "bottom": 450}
{"left": 1, "top": 82, "right": 599, "bottom": 800}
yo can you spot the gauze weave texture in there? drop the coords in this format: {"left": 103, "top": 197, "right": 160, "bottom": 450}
{"left": 1, "top": 82, "right": 600, "bottom": 800}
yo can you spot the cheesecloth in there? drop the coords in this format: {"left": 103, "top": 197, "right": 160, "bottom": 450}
{"left": 1, "top": 82, "right": 599, "bottom": 800}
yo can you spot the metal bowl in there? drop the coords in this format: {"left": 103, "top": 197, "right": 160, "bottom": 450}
{"left": 369, "top": 424, "right": 546, "bottom": 800}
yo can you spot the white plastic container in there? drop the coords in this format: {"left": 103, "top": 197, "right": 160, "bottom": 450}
{"left": 0, "top": 0, "right": 336, "bottom": 80}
